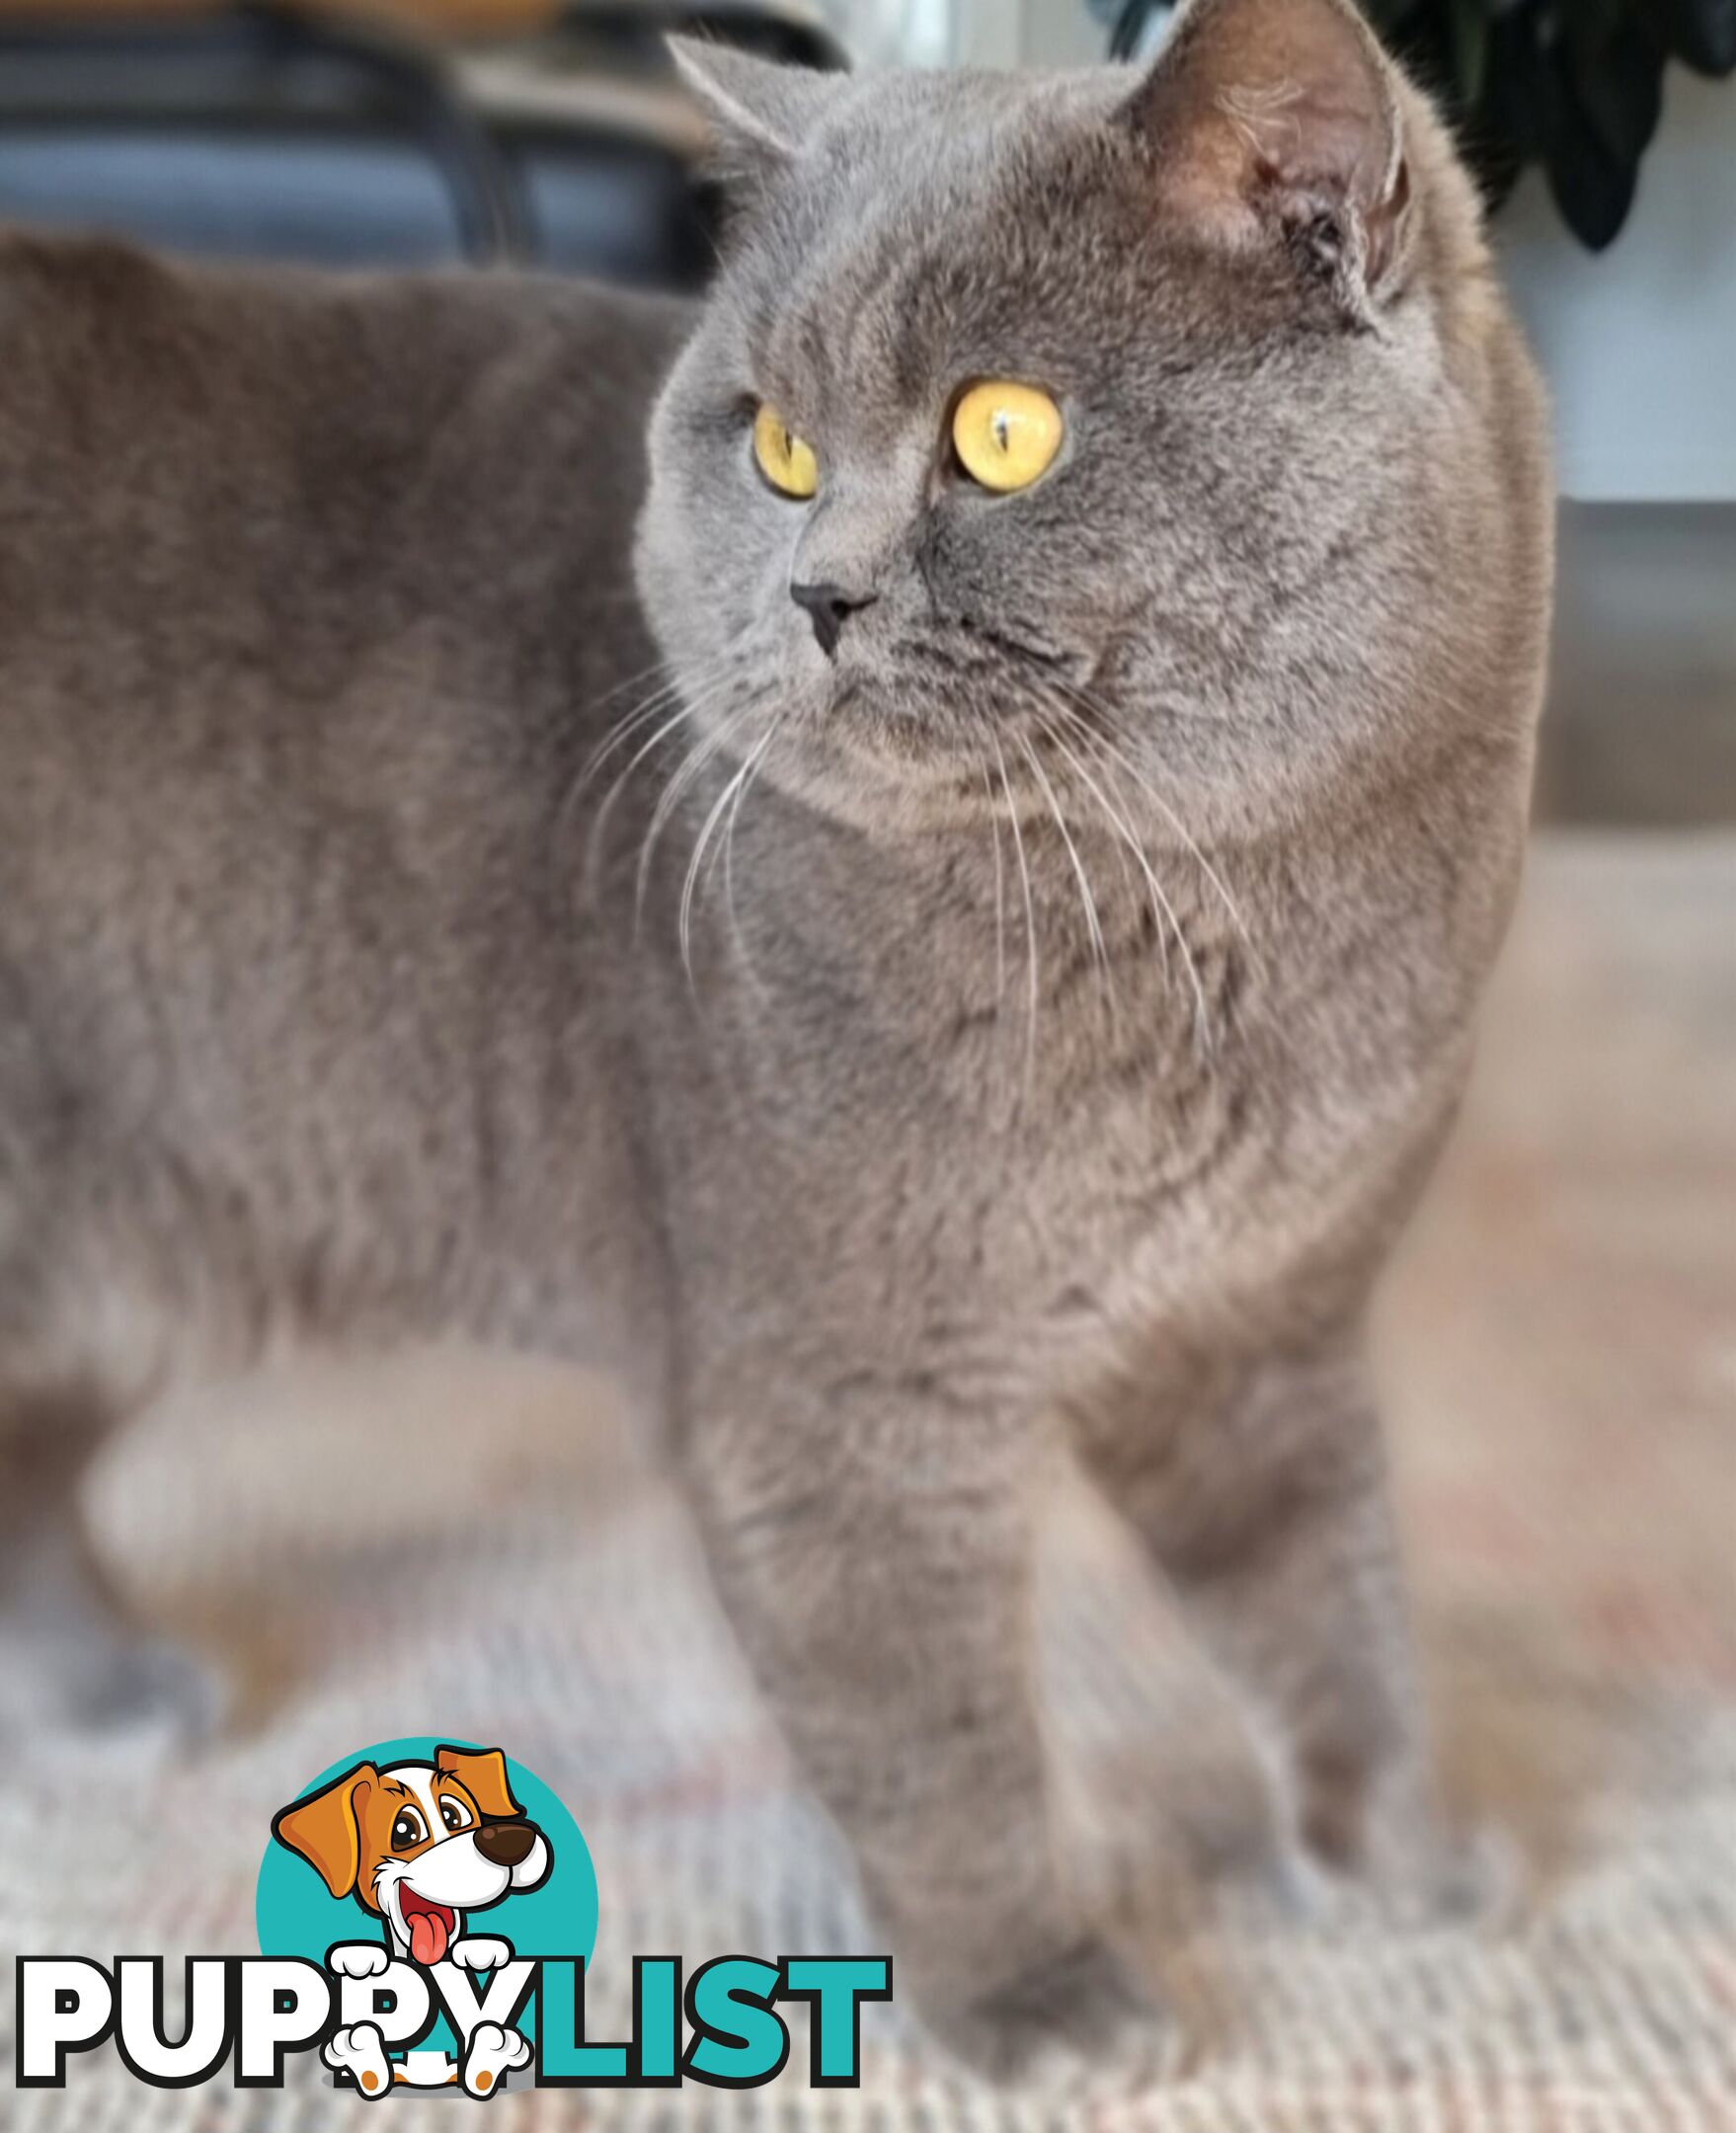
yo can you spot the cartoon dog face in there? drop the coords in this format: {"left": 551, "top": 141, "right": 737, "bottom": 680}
{"left": 273, "top": 1746, "right": 552, "bottom": 1965}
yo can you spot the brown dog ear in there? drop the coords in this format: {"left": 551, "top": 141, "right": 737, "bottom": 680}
{"left": 435, "top": 1745, "right": 522, "bottom": 1821}
{"left": 1126, "top": 0, "right": 1412, "bottom": 312}
{"left": 272, "top": 1763, "right": 377, "bottom": 1899}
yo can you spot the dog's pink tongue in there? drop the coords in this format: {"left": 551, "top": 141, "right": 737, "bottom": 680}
{"left": 410, "top": 1912, "right": 448, "bottom": 1966}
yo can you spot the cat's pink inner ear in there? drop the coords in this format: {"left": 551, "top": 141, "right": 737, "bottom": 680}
{"left": 1128, "top": 0, "right": 1410, "bottom": 297}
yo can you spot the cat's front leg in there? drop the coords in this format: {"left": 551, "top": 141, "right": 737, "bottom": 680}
{"left": 683, "top": 1373, "right": 1160, "bottom": 2089}
{"left": 1089, "top": 1345, "right": 1507, "bottom": 1926}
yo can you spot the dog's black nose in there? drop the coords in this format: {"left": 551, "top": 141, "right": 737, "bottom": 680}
{"left": 790, "top": 580, "right": 875, "bottom": 659}
{"left": 475, "top": 1819, "right": 538, "bottom": 1868}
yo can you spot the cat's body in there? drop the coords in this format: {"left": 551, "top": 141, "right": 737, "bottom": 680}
{"left": 0, "top": 0, "right": 1551, "bottom": 2085}
{"left": 0, "top": 247, "right": 685, "bottom": 1389}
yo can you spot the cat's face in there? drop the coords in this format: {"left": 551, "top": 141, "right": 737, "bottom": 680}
{"left": 635, "top": 0, "right": 1526, "bottom": 845}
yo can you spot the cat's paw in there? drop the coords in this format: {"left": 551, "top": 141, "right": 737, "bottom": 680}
{"left": 1378, "top": 1820, "right": 1525, "bottom": 1930}
{"left": 920, "top": 1936, "right": 1165, "bottom": 2094}
{"left": 67, "top": 1635, "right": 225, "bottom": 1745}
{"left": 1282, "top": 1821, "right": 1524, "bottom": 1935}
{"left": 0, "top": 1628, "right": 225, "bottom": 1768}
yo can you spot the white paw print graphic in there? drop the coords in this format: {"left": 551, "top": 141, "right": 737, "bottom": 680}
{"left": 462, "top": 2021, "right": 532, "bottom": 2097}
{"left": 322, "top": 2021, "right": 392, "bottom": 2099}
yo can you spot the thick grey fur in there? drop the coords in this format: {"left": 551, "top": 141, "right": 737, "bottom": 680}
{"left": 0, "top": 0, "right": 1551, "bottom": 2085}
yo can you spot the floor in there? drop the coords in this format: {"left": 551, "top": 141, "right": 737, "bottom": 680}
{"left": 4, "top": 830, "right": 1734, "bottom": 2130}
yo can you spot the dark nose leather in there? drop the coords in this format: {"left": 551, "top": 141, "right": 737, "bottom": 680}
{"left": 474, "top": 1819, "right": 538, "bottom": 1868}
{"left": 790, "top": 579, "right": 875, "bottom": 659}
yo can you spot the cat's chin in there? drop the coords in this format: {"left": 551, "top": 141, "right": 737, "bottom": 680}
{"left": 765, "top": 708, "right": 1000, "bottom": 835}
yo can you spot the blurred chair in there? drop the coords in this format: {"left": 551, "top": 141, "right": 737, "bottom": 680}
{"left": 0, "top": 0, "right": 846, "bottom": 284}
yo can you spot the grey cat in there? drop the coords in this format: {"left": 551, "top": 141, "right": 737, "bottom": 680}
{"left": 0, "top": 0, "right": 1551, "bottom": 2085}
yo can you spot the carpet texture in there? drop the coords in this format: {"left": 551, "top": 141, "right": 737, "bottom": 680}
{"left": 3, "top": 830, "right": 1733, "bottom": 2131}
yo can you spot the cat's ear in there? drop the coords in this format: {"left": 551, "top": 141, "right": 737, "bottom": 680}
{"left": 669, "top": 37, "right": 842, "bottom": 177}
{"left": 1124, "top": 0, "right": 1414, "bottom": 314}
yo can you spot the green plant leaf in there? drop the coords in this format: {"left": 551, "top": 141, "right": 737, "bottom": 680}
{"left": 1661, "top": 0, "right": 1736, "bottom": 75}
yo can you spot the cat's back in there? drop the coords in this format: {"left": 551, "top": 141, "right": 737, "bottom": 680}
{"left": 0, "top": 227, "right": 696, "bottom": 959}
{"left": 0, "top": 233, "right": 696, "bottom": 1170}
{"left": 0, "top": 235, "right": 695, "bottom": 1335}
{"left": 0, "top": 229, "right": 692, "bottom": 672}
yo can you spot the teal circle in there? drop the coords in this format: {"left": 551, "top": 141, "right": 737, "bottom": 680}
{"left": 256, "top": 1736, "right": 596, "bottom": 2061}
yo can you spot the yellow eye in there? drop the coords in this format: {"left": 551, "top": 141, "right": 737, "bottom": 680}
{"left": 752, "top": 404, "right": 820, "bottom": 500}
{"left": 951, "top": 380, "right": 1065, "bottom": 494}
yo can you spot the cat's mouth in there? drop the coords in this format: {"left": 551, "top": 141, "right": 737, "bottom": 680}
{"left": 741, "top": 637, "right": 1105, "bottom": 821}
{"left": 815, "top": 673, "right": 1069, "bottom": 777}
{"left": 818, "top": 682, "right": 989, "bottom": 772}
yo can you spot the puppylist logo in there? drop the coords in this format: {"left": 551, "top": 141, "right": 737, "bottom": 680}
{"left": 15, "top": 1735, "right": 892, "bottom": 2096}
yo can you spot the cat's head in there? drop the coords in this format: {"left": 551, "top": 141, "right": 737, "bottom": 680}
{"left": 634, "top": 0, "right": 1548, "bottom": 847}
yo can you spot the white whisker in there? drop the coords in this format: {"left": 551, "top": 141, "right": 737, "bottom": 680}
{"left": 1038, "top": 709, "right": 1212, "bottom": 1041}
{"left": 583, "top": 678, "right": 738, "bottom": 891}
{"left": 681, "top": 716, "right": 778, "bottom": 979}
{"left": 1052, "top": 680, "right": 1255, "bottom": 958}
{"left": 635, "top": 698, "right": 760, "bottom": 934}
{"left": 982, "top": 759, "right": 1006, "bottom": 1006}
{"left": 1014, "top": 728, "right": 1114, "bottom": 1027}
{"left": 568, "top": 647, "right": 739, "bottom": 814}
{"left": 987, "top": 724, "right": 1038, "bottom": 1097}
{"left": 715, "top": 712, "right": 785, "bottom": 1004}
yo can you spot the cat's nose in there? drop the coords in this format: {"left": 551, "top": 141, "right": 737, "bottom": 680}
{"left": 790, "top": 580, "right": 876, "bottom": 659}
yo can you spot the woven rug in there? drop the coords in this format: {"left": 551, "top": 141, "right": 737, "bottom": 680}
{"left": 4, "top": 830, "right": 1734, "bottom": 2131}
